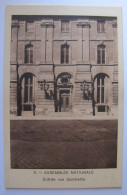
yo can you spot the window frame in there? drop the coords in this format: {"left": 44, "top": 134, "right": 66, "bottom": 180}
{"left": 97, "top": 75, "right": 105, "bottom": 104}
{"left": 97, "top": 20, "right": 105, "bottom": 33}
{"left": 61, "top": 20, "right": 70, "bottom": 32}
{"left": 25, "top": 44, "right": 34, "bottom": 64}
{"left": 97, "top": 44, "right": 106, "bottom": 64}
{"left": 21, "top": 73, "right": 35, "bottom": 112}
{"left": 24, "top": 74, "right": 34, "bottom": 104}
{"left": 25, "top": 19, "right": 35, "bottom": 32}
{"left": 61, "top": 44, "right": 69, "bottom": 64}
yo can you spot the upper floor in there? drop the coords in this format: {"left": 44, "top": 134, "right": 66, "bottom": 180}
{"left": 11, "top": 15, "right": 118, "bottom": 65}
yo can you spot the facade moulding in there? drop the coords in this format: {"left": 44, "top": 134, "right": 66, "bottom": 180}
{"left": 54, "top": 64, "right": 76, "bottom": 66}
{"left": 90, "top": 40, "right": 114, "bottom": 41}
{"left": 91, "top": 64, "right": 115, "bottom": 66}
{"left": 39, "top": 61, "right": 54, "bottom": 65}
{"left": 11, "top": 21, "right": 19, "bottom": 28}
{"left": 76, "top": 62, "right": 91, "bottom": 65}
{"left": 77, "top": 22, "right": 91, "bottom": 28}
{"left": 40, "top": 22, "right": 55, "bottom": 28}
{"left": 10, "top": 62, "right": 18, "bottom": 65}
{"left": 10, "top": 80, "right": 18, "bottom": 83}
{"left": 53, "top": 39, "right": 78, "bottom": 41}
{"left": 18, "top": 40, "right": 41, "bottom": 42}
{"left": 17, "top": 64, "right": 40, "bottom": 66}
{"left": 112, "top": 22, "right": 117, "bottom": 28}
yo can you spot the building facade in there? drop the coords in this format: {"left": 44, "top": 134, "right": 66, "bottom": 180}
{"left": 10, "top": 15, "right": 118, "bottom": 117}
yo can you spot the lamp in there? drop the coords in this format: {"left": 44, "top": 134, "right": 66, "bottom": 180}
{"left": 40, "top": 79, "right": 49, "bottom": 91}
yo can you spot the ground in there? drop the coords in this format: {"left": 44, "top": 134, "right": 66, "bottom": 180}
{"left": 10, "top": 120, "right": 117, "bottom": 169}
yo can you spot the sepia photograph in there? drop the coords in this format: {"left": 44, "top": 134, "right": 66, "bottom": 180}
{"left": 10, "top": 14, "right": 118, "bottom": 169}
{"left": 4, "top": 5, "right": 123, "bottom": 188}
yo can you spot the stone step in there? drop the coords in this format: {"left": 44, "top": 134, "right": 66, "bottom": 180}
{"left": 48, "top": 112, "right": 74, "bottom": 117}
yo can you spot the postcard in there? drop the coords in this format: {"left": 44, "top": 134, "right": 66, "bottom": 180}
{"left": 4, "top": 5, "right": 123, "bottom": 188}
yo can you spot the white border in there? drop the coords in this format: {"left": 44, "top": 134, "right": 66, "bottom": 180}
{"left": 4, "top": 5, "right": 123, "bottom": 189}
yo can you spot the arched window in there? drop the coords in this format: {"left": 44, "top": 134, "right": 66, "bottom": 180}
{"left": 97, "top": 74, "right": 105, "bottom": 103}
{"left": 94, "top": 73, "right": 109, "bottom": 112}
{"left": 25, "top": 44, "right": 33, "bottom": 63}
{"left": 97, "top": 44, "right": 105, "bottom": 64}
{"left": 61, "top": 44, "right": 69, "bottom": 64}
{"left": 21, "top": 73, "right": 35, "bottom": 112}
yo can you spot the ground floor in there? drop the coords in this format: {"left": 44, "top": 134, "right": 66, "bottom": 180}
{"left": 10, "top": 64, "right": 118, "bottom": 117}
{"left": 10, "top": 119, "right": 117, "bottom": 169}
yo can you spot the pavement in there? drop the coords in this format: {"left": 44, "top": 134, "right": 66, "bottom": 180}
{"left": 10, "top": 119, "right": 117, "bottom": 169}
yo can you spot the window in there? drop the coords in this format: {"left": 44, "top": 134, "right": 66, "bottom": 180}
{"left": 97, "top": 44, "right": 105, "bottom": 64}
{"left": 61, "top": 44, "right": 69, "bottom": 64}
{"left": 21, "top": 73, "right": 35, "bottom": 111}
{"left": 98, "top": 106, "right": 105, "bottom": 112}
{"left": 97, "top": 20, "right": 105, "bottom": 32}
{"left": 25, "top": 44, "right": 33, "bottom": 63}
{"left": 24, "top": 74, "right": 33, "bottom": 103}
{"left": 61, "top": 20, "right": 69, "bottom": 32}
{"left": 26, "top": 19, "right": 34, "bottom": 32}
{"left": 94, "top": 73, "right": 110, "bottom": 113}
{"left": 97, "top": 74, "right": 105, "bottom": 103}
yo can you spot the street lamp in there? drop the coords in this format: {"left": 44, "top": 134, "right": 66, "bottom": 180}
{"left": 80, "top": 78, "right": 95, "bottom": 116}
{"left": 80, "top": 80, "right": 91, "bottom": 101}
{"left": 39, "top": 79, "right": 54, "bottom": 100}
{"left": 40, "top": 79, "right": 49, "bottom": 91}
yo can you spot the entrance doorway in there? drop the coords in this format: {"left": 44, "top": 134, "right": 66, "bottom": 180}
{"left": 59, "top": 90, "right": 71, "bottom": 112}
{"left": 56, "top": 72, "right": 73, "bottom": 113}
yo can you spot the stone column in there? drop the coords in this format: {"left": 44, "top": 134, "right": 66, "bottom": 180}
{"left": 83, "top": 22, "right": 90, "bottom": 63}
{"left": 112, "top": 21, "right": 118, "bottom": 64}
{"left": 11, "top": 20, "right": 19, "bottom": 63}
{"left": 76, "top": 23, "right": 83, "bottom": 63}
{"left": 40, "top": 22, "right": 54, "bottom": 63}
{"left": 40, "top": 22, "right": 47, "bottom": 62}
{"left": 10, "top": 20, "right": 19, "bottom": 116}
{"left": 46, "top": 23, "right": 54, "bottom": 63}
{"left": 112, "top": 20, "right": 118, "bottom": 113}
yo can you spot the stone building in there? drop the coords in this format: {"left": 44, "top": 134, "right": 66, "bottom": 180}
{"left": 10, "top": 15, "right": 118, "bottom": 117}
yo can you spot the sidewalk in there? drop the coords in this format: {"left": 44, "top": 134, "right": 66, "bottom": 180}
{"left": 10, "top": 114, "right": 118, "bottom": 120}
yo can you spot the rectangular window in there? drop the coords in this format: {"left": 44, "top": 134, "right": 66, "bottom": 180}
{"left": 61, "top": 44, "right": 69, "bottom": 64}
{"left": 61, "top": 20, "right": 69, "bottom": 32}
{"left": 98, "top": 106, "right": 105, "bottom": 112}
{"left": 97, "top": 50, "right": 101, "bottom": 64}
{"left": 24, "top": 76, "right": 33, "bottom": 103}
{"left": 61, "top": 48, "right": 64, "bottom": 64}
{"left": 24, "top": 105, "right": 32, "bottom": 111}
{"left": 26, "top": 20, "right": 34, "bottom": 32}
{"left": 30, "top": 50, "right": 33, "bottom": 63}
{"left": 97, "top": 78, "right": 100, "bottom": 103}
{"left": 25, "top": 50, "right": 29, "bottom": 64}
{"left": 66, "top": 47, "right": 69, "bottom": 63}
{"left": 102, "top": 49, "right": 105, "bottom": 64}
{"left": 30, "top": 86, "right": 33, "bottom": 102}
{"left": 97, "top": 45, "right": 105, "bottom": 64}
{"left": 97, "top": 20, "right": 105, "bottom": 32}
{"left": 97, "top": 77, "right": 104, "bottom": 104}
{"left": 101, "top": 78, "right": 104, "bottom": 103}
{"left": 25, "top": 46, "right": 33, "bottom": 64}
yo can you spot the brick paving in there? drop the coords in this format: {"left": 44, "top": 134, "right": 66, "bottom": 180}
{"left": 10, "top": 120, "right": 117, "bottom": 169}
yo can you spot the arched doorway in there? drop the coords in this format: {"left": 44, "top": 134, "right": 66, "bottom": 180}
{"left": 55, "top": 72, "right": 73, "bottom": 112}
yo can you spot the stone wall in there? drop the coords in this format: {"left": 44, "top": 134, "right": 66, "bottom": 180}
{"left": 10, "top": 16, "right": 118, "bottom": 117}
